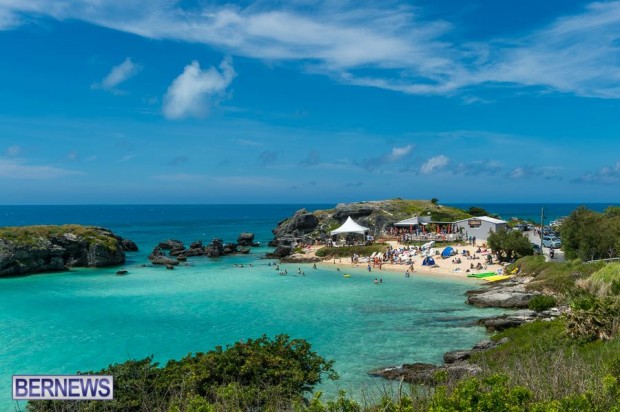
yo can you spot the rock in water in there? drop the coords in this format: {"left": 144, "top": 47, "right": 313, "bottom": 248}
{"left": 237, "top": 233, "right": 259, "bottom": 247}
{"left": 0, "top": 225, "right": 136, "bottom": 277}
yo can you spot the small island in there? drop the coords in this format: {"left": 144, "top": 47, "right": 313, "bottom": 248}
{"left": 0, "top": 225, "right": 138, "bottom": 277}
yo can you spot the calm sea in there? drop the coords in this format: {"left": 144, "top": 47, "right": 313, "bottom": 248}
{"left": 0, "top": 203, "right": 615, "bottom": 410}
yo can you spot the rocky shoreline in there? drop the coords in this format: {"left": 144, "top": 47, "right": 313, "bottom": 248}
{"left": 148, "top": 233, "right": 259, "bottom": 267}
{"left": 0, "top": 225, "right": 138, "bottom": 277}
{"left": 369, "top": 277, "right": 562, "bottom": 384}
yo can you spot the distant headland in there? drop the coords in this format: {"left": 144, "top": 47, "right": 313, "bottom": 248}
{"left": 0, "top": 225, "right": 137, "bottom": 277}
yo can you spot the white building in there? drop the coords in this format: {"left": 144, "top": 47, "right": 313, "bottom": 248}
{"left": 453, "top": 216, "right": 507, "bottom": 241}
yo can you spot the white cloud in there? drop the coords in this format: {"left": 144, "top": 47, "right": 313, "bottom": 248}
{"left": 572, "top": 162, "right": 620, "bottom": 184}
{"left": 4, "top": 1, "right": 620, "bottom": 98}
{"left": 163, "top": 57, "right": 236, "bottom": 119}
{"left": 0, "top": 158, "right": 82, "bottom": 179}
{"left": 153, "top": 173, "right": 206, "bottom": 182}
{"left": 93, "top": 57, "right": 141, "bottom": 91}
{"left": 5, "top": 145, "right": 21, "bottom": 157}
{"left": 420, "top": 155, "right": 449, "bottom": 174}
{"left": 388, "top": 144, "right": 413, "bottom": 161}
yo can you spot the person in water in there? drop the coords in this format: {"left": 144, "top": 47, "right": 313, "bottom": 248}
{"left": 374, "top": 278, "right": 379, "bottom": 284}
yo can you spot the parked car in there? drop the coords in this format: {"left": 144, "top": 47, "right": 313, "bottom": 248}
{"left": 542, "top": 236, "right": 561, "bottom": 248}
{"left": 531, "top": 243, "right": 541, "bottom": 254}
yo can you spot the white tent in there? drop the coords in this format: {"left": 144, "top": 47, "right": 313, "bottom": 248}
{"left": 330, "top": 216, "right": 370, "bottom": 236}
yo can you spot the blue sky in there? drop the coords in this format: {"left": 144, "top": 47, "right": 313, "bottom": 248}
{"left": 1, "top": 0, "right": 620, "bottom": 204}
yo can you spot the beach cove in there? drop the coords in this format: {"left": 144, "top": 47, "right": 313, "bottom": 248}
{"left": 0, "top": 204, "right": 610, "bottom": 410}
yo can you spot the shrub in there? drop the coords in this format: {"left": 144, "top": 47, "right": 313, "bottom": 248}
{"left": 528, "top": 295, "right": 557, "bottom": 311}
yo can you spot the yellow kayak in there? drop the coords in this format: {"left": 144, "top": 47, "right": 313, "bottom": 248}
{"left": 343, "top": 274, "right": 351, "bottom": 278}
{"left": 484, "top": 275, "right": 511, "bottom": 282}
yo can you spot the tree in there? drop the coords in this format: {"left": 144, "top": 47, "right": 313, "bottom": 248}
{"left": 488, "top": 229, "right": 534, "bottom": 262}
{"left": 560, "top": 207, "right": 620, "bottom": 261}
{"left": 29, "top": 335, "right": 338, "bottom": 411}
{"left": 431, "top": 198, "right": 439, "bottom": 205}
{"left": 468, "top": 206, "right": 490, "bottom": 217}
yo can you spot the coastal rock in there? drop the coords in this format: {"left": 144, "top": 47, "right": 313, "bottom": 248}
{"left": 119, "top": 239, "right": 139, "bottom": 252}
{"left": 148, "top": 246, "right": 180, "bottom": 266}
{"left": 0, "top": 225, "right": 135, "bottom": 277}
{"left": 467, "top": 283, "right": 538, "bottom": 308}
{"left": 237, "top": 233, "right": 259, "bottom": 247}
{"left": 371, "top": 337, "right": 508, "bottom": 385}
{"left": 478, "top": 308, "right": 564, "bottom": 332}
{"left": 268, "top": 199, "right": 473, "bottom": 258}
{"left": 266, "top": 244, "right": 293, "bottom": 259}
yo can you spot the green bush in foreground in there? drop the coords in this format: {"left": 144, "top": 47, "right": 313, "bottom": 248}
{"left": 28, "top": 335, "right": 338, "bottom": 412}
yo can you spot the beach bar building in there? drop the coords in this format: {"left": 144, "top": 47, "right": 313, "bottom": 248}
{"left": 452, "top": 216, "right": 507, "bottom": 241}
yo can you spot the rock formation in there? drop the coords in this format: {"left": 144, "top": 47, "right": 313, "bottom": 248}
{"left": 268, "top": 199, "right": 472, "bottom": 258}
{"left": 0, "top": 225, "right": 137, "bottom": 277}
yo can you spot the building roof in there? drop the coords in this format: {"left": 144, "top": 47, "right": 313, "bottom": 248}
{"left": 394, "top": 216, "right": 419, "bottom": 226}
{"left": 455, "top": 216, "right": 507, "bottom": 224}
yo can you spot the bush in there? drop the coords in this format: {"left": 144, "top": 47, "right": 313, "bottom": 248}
{"left": 315, "top": 244, "right": 386, "bottom": 258}
{"left": 528, "top": 295, "right": 557, "bottom": 311}
{"left": 29, "top": 335, "right": 337, "bottom": 412}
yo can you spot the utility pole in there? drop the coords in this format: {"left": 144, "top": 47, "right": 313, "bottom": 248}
{"left": 540, "top": 206, "right": 544, "bottom": 254}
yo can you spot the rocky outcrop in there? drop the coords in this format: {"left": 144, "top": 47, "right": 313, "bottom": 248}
{"left": 0, "top": 225, "right": 136, "bottom": 277}
{"left": 467, "top": 282, "right": 539, "bottom": 308}
{"left": 369, "top": 338, "right": 509, "bottom": 384}
{"left": 148, "top": 236, "right": 250, "bottom": 265}
{"left": 268, "top": 199, "right": 472, "bottom": 258}
{"left": 237, "top": 233, "right": 259, "bottom": 247}
{"left": 478, "top": 307, "right": 566, "bottom": 332}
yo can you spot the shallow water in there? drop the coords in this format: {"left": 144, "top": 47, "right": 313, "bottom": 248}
{"left": 0, "top": 205, "right": 510, "bottom": 409}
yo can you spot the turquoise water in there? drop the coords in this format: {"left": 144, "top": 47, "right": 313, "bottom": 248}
{"left": 2, "top": 203, "right": 602, "bottom": 410}
{"left": 0, "top": 258, "right": 502, "bottom": 410}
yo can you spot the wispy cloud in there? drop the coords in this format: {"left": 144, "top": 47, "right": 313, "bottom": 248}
{"left": 506, "top": 165, "right": 562, "bottom": 180}
{"left": 163, "top": 57, "right": 236, "bottom": 119}
{"left": 572, "top": 162, "right": 620, "bottom": 184}
{"left": 153, "top": 173, "right": 205, "bottom": 182}
{"left": 168, "top": 155, "right": 189, "bottom": 166}
{"left": 420, "top": 155, "right": 449, "bottom": 174}
{"left": 358, "top": 144, "right": 414, "bottom": 171}
{"left": 453, "top": 159, "right": 502, "bottom": 176}
{"left": 259, "top": 150, "right": 278, "bottom": 166}
{"left": 301, "top": 150, "right": 321, "bottom": 166}
{"left": 0, "top": 158, "right": 82, "bottom": 179}
{"left": 4, "top": 1, "right": 620, "bottom": 98}
{"left": 92, "top": 57, "right": 141, "bottom": 92}
{"left": 65, "top": 150, "right": 78, "bottom": 162}
{"left": 5, "top": 145, "right": 21, "bottom": 157}
{"left": 118, "top": 155, "right": 135, "bottom": 162}
{"left": 232, "top": 138, "right": 262, "bottom": 147}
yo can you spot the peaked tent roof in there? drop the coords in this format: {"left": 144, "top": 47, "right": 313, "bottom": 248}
{"left": 330, "top": 216, "right": 370, "bottom": 235}
{"left": 394, "top": 216, "right": 419, "bottom": 226}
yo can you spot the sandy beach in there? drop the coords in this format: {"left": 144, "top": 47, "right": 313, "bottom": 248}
{"left": 287, "top": 241, "right": 505, "bottom": 280}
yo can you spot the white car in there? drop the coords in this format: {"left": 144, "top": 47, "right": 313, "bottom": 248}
{"left": 542, "top": 236, "right": 561, "bottom": 248}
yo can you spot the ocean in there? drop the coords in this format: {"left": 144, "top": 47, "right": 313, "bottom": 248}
{"left": 0, "top": 203, "right": 615, "bottom": 410}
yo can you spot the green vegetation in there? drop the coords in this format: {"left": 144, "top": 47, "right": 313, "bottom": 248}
{"left": 29, "top": 335, "right": 337, "bottom": 412}
{"left": 0, "top": 224, "right": 119, "bottom": 251}
{"left": 487, "top": 229, "right": 533, "bottom": 262}
{"left": 315, "top": 244, "right": 387, "bottom": 258}
{"left": 560, "top": 206, "right": 620, "bottom": 261}
{"left": 510, "top": 256, "right": 603, "bottom": 299}
{"left": 527, "top": 295, "right": 557, "bottom": 311}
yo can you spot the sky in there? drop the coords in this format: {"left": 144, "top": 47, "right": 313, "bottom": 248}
{"left": 1, "top": 0, "right": 620, "bottom": 204}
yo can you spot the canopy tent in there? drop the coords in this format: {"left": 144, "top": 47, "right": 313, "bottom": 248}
{"left": 422, "top": 256, "right": 436, "bottom": 266}
{"left": 441, "top": 246, "right": 454, "bottom": 258}
{"left": 330, "top": 216, "right": 370, "bottom": 236}
{"left": 394, "top": 216, "right": 419, "bottom": 227}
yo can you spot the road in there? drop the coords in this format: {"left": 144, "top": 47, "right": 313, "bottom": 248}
{"left": 526, "top": 229, "right": 565, "bottom": 262}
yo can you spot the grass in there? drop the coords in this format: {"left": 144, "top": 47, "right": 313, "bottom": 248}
{"left": 510, "top": 255, "right": 604, "bottom": 300}
{"left": 0, "top": 224, "right": 119, "bottom": 251}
